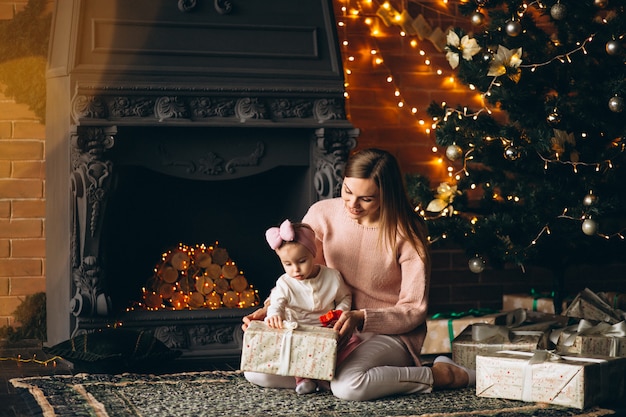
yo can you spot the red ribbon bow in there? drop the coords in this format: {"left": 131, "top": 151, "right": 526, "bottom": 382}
{"left": 319, "top": 309, "right": 342, "bottom": 327}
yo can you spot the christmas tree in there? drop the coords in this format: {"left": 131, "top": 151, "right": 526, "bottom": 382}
{"left": 416, "top": 0, "right": 626, "bottom": 308}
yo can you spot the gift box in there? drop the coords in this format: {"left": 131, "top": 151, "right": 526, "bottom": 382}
{"left": 421, "top": 311, "right": 505, "bottom": 354}
{"left": 502, "top": 292, "right": 568, "bottom": 314}
{"left": 476, "top": 350, "right": 626, "bottom": 409}
{"left": 452, "top": 323, "right": 551, "bottom": 370}
{"left": 556, "top": 319, "right": 626, "bottom": 357}
{"left": 240, "top": 321, "right": 337, "bottom": 381}
{"left": 564, "top": 288, "right": 626, "bottom": 324}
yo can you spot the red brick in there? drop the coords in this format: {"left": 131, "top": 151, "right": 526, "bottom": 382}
{"left": 0, "top": 277, "right": 8, "bottom": 295}
{"left": 0, "top": 219, "right": 43, "bottom": 238}
{"left": 12, "top": 161, "right": 45, "bottom": 178}
{"left": 0, "top": 121, "right": 11, "bottom": 138}
{"left": 11, "top": 238, "right": 45, "bottom": 257}
{"left": 0, "top": 3, "right": 15, "bottom": 20}
{"left": 0, "top": 179, "right": 43, "bottom": 198}
{"left": 9, "top": 277, "right": 46, "bottom": 295}
{"left": 0, "top": 141, "right": 43, "bottom": 159}
{"left": 0, "top": 100, "right": 38, "bottom": 120}
{"left": 13, "top": 121, "right": 45, "bottom": 139}
{"left": 0, "top": 160, "right": 9, "bottom": 176}
{"left": 0, "top": 296, "right": 22, "bottom": 316}
{"left": 12, "top": 200, "right": 45, "bottom": 218}
{"left": 0, "top": 201, "right": 9, "bottom": 218}
{"left": 0, "top": 259, "right": 42, "bottom": 277}
{"left": 0, "top": 239, "right": 9, "bottom": 256}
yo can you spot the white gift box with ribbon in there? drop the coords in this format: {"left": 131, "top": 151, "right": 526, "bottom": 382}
{"left": 555, "top": 319, "right": 626, "bottom": 357}
{"left": 476, "top": 350, "right": 626, "bottom": 409}
{"left": 240, "top": 320, "right": 338, "bottom": 381}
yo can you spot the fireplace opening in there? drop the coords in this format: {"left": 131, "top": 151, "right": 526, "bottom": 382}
{"left": 103, "top": 162, "right": 310, "bottom": 314}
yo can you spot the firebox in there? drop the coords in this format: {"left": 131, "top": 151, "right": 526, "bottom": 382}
{"left": 45, "top": 0, "right": 357, "bottom": 363}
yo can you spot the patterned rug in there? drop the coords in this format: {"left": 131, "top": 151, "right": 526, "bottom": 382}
{"left": 10, "top": 370, "right": 618, "bottom": 417}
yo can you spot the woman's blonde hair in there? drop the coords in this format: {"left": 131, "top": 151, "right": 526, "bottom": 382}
{"left": 343, "top": 148, "right": 430, "bottom": 267}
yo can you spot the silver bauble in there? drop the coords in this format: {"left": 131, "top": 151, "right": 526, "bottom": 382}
{"left": 606, "top": 40, "right": 622, "bottom": 56}
{"left": 505, "top": 21, "right": 522, "bottom": 37}
{"left": 476, "top": 0, "right": 487, "bottom": 6}
{"left": 468, "top": 256, "right": 486, "bottom": 273}
{"left": 608, "top": 95, "right": 624, "bottom": 113}
{"left": 446, "top": 144, "right": 463, "bottom": 161}
{"left": 471, "top": 11, "right": 485, "bottom": 26}
{"left": 581, "top": 219, "right": 598, "bottom": 236}
{"left": 550, "top": 3, "right": 567, "bottom": 20}
{"left": 504, "top": 145, "right": 520, "bottom": 161}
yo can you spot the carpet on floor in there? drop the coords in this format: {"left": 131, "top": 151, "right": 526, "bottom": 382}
{"left": 10, "top": 370, "right": 618, "bottom": 417}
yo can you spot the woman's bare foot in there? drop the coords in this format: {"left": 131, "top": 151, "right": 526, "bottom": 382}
{"left": 431, "top": 356, "right": 475, "bottom": 389}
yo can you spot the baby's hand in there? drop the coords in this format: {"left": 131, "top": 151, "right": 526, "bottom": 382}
{"left": 264, "top": 315, "right": 283, "bottom": 329}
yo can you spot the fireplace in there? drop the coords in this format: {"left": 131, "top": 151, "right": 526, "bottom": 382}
{"left": 46, "top": 0, "right": 357, "bottom": 363}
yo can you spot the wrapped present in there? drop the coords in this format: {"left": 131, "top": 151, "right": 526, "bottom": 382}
{"left": 502, "top": 291, "right": 569, "bottom": 314}
{"left": 452, "top": 322, "right": 551, "bottom": 370}
{"left": 556, "top": 319, "right": 626, "bottom": 357}
{"left": 564, "top": 288, "right": 626, "bottom": 324}
{"left": 476, "top": 350, "right": 626, "bottom": 409}
{"left": 422, "top": 309, "right": 506, "bottom": 354}
{"left": 240, "top": 321, "right": 337, "bottom": 381}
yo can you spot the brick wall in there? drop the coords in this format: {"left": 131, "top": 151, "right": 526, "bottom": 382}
{"left": 0, "top": 88, "right": 46, "bottom": 328}
{"left": 0, "top": 0, "right": 48, "bottom": 328}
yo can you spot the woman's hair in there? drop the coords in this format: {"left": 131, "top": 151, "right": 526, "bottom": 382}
{"left": 343, "top": 148, "right": 430, "bottom": 267}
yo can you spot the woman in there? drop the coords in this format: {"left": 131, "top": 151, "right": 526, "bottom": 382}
{"left": 243, "top": 148, "right": 474, "bottom": 401}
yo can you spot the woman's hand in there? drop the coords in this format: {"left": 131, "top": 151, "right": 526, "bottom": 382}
{"left": 242, "top": 305, "right": 268, "bottom": 331}
{"left": 333, "top": 309, "right": 365, "bottom": 348}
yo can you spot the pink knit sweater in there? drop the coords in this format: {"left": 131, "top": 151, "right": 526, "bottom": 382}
{"left": 302, "top": 198, "right": 429, "bottom": 365}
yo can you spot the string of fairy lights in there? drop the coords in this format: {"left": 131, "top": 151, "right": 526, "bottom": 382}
{"left": 335, "top": 0, "right": 626, "bottom": 269}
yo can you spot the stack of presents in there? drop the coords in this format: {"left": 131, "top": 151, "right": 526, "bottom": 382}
{"left": 240, "top": 288, "right": 626, "bottom": 410}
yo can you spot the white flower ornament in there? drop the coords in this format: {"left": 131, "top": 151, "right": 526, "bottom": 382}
{"left": 445, "top": 30, "right": 482, "bottom": 69}
{"left": 488, "top": 45, "right": 523, "bottom": 82}
{"left": 426, "top": 182, "right": 461, "bottom": 215}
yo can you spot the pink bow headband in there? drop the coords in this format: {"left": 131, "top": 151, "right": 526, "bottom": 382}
{"left": 265, "top": 219, "right": 317, "bottom": 257}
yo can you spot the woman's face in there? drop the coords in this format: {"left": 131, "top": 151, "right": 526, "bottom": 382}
{"left": 341, "top": 177, "right": 381, "bottom": 226}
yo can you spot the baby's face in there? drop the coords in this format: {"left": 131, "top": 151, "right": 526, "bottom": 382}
{"left": 276, "top": 243, "right": 317, "bottom": 281}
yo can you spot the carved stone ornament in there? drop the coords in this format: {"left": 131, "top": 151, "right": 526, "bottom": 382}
{"left": 158, "top": 141, "right": 265, "bottom": 176}
{"left": 313, "top": 128, "right": 359, "bottom": 199}
{"left": 70, "top": 93, "right": 346, "bottom": 125}
{"left": 69, "top": 126, "right": 117, "bottom": 321}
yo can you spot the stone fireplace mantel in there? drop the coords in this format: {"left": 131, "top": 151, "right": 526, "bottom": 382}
{"left": 46, "top": 0, "right": 357, "bottom": 362}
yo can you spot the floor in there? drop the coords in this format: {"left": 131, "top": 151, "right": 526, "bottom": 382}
{"left": 2, "top": 340, "right": 626, "bottom": 417}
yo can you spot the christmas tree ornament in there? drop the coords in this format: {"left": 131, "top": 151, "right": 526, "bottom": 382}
{"left": 475, "top": 0, "right": 487, "bottom": 6}
{"left": 445, "top": 144, "right": 463, "bottom": 161}
{"left": 482, "top": 51, "right": 493, "bottom": 62}
{"left": 546, "top": 109, "right": 561, "bottom": 126}
{"left": 583, "top": 193, "right": 597, "bottom": 206}
{"left": 594, "top": 0, "right": 608, "bottom": 8}
{"left": 608, "top": 95, "right": 624, "bottom": 113}
{"left": 503, "top": 145, "right": 520, "bottom": 160}
{"left": 550, "top": 3, "right": 567, "bottom": 20}
{"left": 581, "top": 218, "right": 598, "bottom": 236}
{"left": 468, "top": 256, "right": 486, "bottom": 273}
{"left": 505, "top": 20, "right": 522, "bottom": 37}
{"left": 471, "top": 11, "right": 485, "bottom": 26}
{"left": 605, "top": 39, "right": 622, "bottom": 56}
